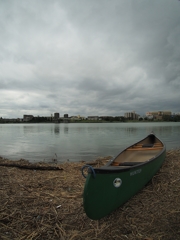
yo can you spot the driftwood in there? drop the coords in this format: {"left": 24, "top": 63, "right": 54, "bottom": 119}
{"left": 0, "top": 158, "right": 63, "bottom": 170}
{"left": 0, "top": 162, "right": 63, "bottom": 170}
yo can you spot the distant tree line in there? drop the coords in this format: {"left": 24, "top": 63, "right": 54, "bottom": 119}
{"left": 0, "top": 115, "right": 180, "bottom": 123}
{"left": 162, "top": 115, "right": 180, "bottom": 122}
{"left": 101, "top": 116, "right": 126, "bottom": 122}
{"left": 29, "top": 116, "right": 52, "bottom": 123}
{"left": 139, "top": 115, "right": 180, "bottom": 122}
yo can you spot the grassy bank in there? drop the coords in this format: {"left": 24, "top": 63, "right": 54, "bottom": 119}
{"left": 0, "top": 150, "right": 180, "bottom": 240}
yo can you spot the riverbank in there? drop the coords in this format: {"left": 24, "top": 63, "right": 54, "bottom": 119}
{"left": 0, "top": 150, "right": 180, "bottom": 240}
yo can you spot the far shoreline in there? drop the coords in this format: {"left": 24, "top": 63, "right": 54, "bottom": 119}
{"left": 1, "top": 119, "right": 180, "bottom": 124}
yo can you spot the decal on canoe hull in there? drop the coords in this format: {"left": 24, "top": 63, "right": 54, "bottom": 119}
{"left": 113, "top": 178, "right": 122, "bottom": 188}
{"left": 130, "top": 169, "right": 142, "bottom": 176}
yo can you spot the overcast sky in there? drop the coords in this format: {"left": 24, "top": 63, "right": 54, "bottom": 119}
{"left": 0, "top": 0, "right": 180, "bottom": 118}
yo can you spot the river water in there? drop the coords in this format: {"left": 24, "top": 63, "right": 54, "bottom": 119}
{"left": 0, "top": 122, "right": 180, "bottom": 163}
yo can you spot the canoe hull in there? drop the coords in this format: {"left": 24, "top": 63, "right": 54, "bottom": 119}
{"left": 83, "top": 134, "right": 166, "bottom": 220}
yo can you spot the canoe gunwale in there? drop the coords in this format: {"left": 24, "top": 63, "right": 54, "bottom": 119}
{"left": 89, "top": 133, "right": 166, "bottom": 174}
{"left": 92, "top": 150, "right": 165, "bottom": 174}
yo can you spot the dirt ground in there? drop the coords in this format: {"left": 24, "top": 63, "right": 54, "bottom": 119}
{"left": 0, "top": 149, "right": 180, "bottom": 240}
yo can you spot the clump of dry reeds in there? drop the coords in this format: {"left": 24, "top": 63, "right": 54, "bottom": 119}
{"left": 0, "top": 150, "right": 180, "bottom": 240}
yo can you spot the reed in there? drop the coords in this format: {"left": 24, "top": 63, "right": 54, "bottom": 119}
{"left": 0, "top": 150, "right": 179, "bottom": 239}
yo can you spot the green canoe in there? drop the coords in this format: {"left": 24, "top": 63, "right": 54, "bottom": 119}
{"left": 82, "top": 133, "right": 166, "bottom": 220}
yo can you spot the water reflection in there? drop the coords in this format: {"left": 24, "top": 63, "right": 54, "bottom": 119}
{"left": 146, "top": 126, "right": 173, "bottom": 134}
{"left": 23, "top": 125, "right": 36, "bottom": 134}
{"left": 54, "top": 124, "right": 60, "bottom": 135}
{"left": 64, "top": 126, "right": 69, "bottom": 134}
{"left": 123, "top": 127, "right": 137, "bottom": 135}
{"left": 0, "top": 122, "right": 180, "bottom": 163}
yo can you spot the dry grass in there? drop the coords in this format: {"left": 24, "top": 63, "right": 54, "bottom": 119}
{"left": 0, "top": 150, "right": 180, "bottom": 240}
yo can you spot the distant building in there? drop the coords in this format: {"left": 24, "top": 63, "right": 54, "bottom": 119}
{"left": 23, "top": 115, "right": 34, "bottom": 122}
{"left": 146, "top": 111, "right": 171, "bottom": 120}
{"left": 62, "top": 114, "right": 69, "bottom": 123}
{"left": 70, "top": 115, "right": 85, "bottom": 120}
{"left": 87, "top": 116, "right": 99, "bottom": 121}
{"left": 124, "top": 111, "right": 139, "bottom": 120}
{"left": 54, "top": 113, "right": 60, "bottom": 119}
{"left": 1, "top": 118, "right": 22, "bottom": 123}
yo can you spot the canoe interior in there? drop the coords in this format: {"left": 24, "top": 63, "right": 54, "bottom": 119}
{"left": 111, "top": 134, "right": 164, "bottom": 166}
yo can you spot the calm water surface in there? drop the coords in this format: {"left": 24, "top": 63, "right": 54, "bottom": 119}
{"left": 0, "top": 122, "right": 180, "bottom": 163}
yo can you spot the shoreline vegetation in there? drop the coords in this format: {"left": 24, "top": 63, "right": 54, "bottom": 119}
{"left": 1, "top": 115, "right": 180, "bottom": 124}
{"left": 1, "top": 119, "right": 180, "bottom": 124}
{"left": 0, "top": 149, "right": 180, "bottom": 240}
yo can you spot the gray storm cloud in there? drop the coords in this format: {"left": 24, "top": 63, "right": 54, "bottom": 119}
{"left": 0, "top": 0, "right": 180, "bottom": 118}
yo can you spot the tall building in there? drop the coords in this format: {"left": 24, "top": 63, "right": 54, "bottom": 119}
{"left": 124, "top": 111, "right": 139, "bottom": 120}
{"left": 54, "top": 113, "right": 60, "bottom": 119}
{"left": 23, "top": 115, "right": 34, "bottom": 122}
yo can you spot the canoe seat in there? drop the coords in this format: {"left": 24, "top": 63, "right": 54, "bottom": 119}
{"left": 119, "top": 162, "right": 143, "bottom": 166}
